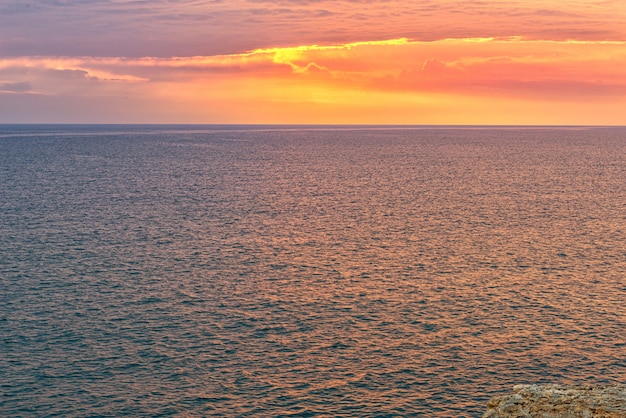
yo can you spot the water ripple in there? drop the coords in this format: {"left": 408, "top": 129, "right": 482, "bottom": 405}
{"left": 1, "top": 125, "right": 625, "bottom": 416}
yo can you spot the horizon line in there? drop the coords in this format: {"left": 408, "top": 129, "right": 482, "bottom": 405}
{"left": 1, "top": 123, "right": 625, "bottom": 128}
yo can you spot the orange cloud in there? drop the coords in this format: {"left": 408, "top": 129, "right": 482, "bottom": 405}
{"left": 2, "top": 36, "right": 626, "bottom": 124}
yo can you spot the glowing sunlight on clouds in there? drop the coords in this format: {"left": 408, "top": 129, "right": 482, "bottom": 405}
{"left": 2, "top": 35, "right": 626, "bottom": 124}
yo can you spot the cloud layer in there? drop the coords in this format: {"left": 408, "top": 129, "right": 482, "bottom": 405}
{"left": 2, "top": 0, "right": 626, "bottom": 57}
{"left": 2, "top": 36, "right": 625, "bottom": 124}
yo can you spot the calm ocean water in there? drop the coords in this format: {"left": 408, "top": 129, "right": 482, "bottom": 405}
{"left": 1, "top": 124, "right": 625, "bottom": 417}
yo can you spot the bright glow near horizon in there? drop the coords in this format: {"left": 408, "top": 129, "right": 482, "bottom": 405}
{"left": 1, "top": 1, "right": 626, "bottom": 124}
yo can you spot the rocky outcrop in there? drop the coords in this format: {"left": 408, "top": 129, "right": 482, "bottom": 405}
{"left": 482, "top": 384, "right": 626, "bottom": 418}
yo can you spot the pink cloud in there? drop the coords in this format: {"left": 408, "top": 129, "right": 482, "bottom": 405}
{"left": 1, "top": 36, "right": 625, "bottom": 124}
{"left": 2, "top": 1, "right": 626, "bottom": 58}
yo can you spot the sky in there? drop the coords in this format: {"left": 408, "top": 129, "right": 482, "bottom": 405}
{"left": 1, "top": 0, "right": 626, "bottom": 124}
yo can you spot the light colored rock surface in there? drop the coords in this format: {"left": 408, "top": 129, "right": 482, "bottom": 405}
{"left": 482, "top": 384, "right": 626, "bottom": 418}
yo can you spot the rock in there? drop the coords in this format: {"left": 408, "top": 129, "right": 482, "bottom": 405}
{"left": 482, "top": 384, "right": 626, "bottom": 418}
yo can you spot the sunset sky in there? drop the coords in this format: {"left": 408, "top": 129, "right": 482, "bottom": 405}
{"left": 1, "top": 0, "right": 625, "bottom": 124}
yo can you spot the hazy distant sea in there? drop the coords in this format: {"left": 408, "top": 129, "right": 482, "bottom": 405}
{"left": 1, "top": 124, "right": 625, "bottom": 417}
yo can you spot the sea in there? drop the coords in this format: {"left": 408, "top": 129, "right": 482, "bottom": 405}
{"left": 1, "top": 124, "right": 625, "bottom": 417}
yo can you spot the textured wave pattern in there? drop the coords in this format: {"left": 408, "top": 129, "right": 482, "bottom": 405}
{"left": 1, "top": 125, "right": 625, "bottom": 417}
